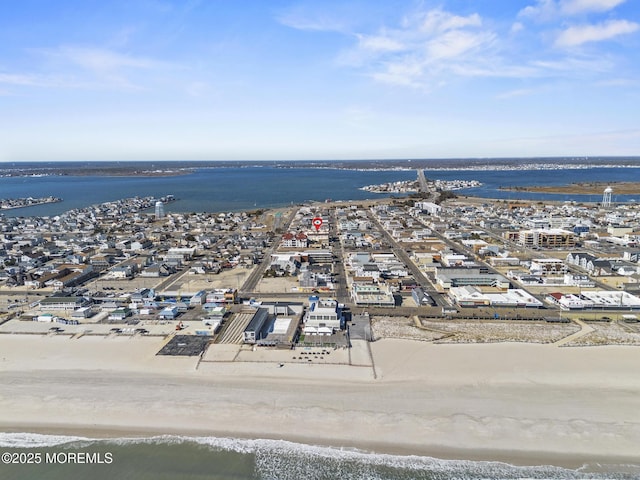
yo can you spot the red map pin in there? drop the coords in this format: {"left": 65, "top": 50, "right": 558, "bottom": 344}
{"left": 312, "top": 217, "right": 323, "bottom": 231}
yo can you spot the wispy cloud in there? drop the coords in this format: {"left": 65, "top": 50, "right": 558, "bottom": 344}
{"left": 595, "top": 77, "right": 639, "bottom": 87}
{"left": 370, "top": 59, "right": 428, "bottom": 88}
{"left": 518, "top": 0, "right": 561, "bottom": 22}
{"left": 0, "top": 72, "right": 96, "bottom": 90}
{"left": 41, "top": 46, "right": 167, "bottom": 72}
{"left": 555, "top": 19, "right": 639, "bottom": 47}
{"left": 495, "top": 88, "right": 539, "bottom": 99}
{"left": 561, "top": 0, "right": 627, "bottom": 15}
{"left": 0, "top": 45, "right": 176, "bottom": 93}
{"left": 356, "top": 34, "right": 405, "bottom": 52}
{"left": 285, "top": 3, "right": 637, "bottom": 90}
{"left": 426, "top": 30, "right": 495, "bottom": 61}
{"left": 334, "top": 8, "right": 502, "bottom": 89}
{"left": 415, "top": 9, "right": 482, "bottom": 33}
{"left": 511, "top": 22, "right": 525, "bottom": 34}
{"left": 277, "top": 5, "right": 350, "bottom": 33}
{"left": 0, "top": 73, "right": 44, "bottom": 87}
{"left": 518, "top": 0, "right": 628, "bottom": 20}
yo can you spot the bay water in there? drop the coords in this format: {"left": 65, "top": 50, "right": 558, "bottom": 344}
{"left": 1, "top": 165, "right": 639, "bottom": 218}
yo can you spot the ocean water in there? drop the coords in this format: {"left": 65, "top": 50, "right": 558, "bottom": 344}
{"left": 0, "top": 165, "right": 639, "bottom": 217}
{"left": 1, "top": 433, "right": 638, "bottom": 480}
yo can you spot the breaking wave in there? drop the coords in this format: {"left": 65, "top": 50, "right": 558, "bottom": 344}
{"left": 1, "top": 432, "right": 638, "bottom": 479}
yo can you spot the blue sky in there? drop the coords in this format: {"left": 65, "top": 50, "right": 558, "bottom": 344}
{"left": 0, "top": 0, "right": 638, "bottom": 161}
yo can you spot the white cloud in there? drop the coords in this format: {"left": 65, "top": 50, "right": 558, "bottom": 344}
{"left": 0, "top": 72, "right": 95, "bottom": 90}
{"left": 0, "top": 44, "right": 178, "bottom": 94}
{"left": 357, "top": 34, "right": 405, "bottom": 52}
{"left": 278, "top": 14, "right": 344, "bottom": 32}
{"left": 19, "top": 45, "right": 177, "bottom": 91}
{"left": 555, "top": 19, "right": 639, "bottom": 47}
{"left": 285, "top": 3, "right": 637, "bottom": 92}
{"left": 338, "top": 8, "right": 501, "bottom": 88}
{"left": 277, "top": 5, "right": 349, "bottom": 33}
{"left": 518, "top": 0, "right": 560, "bottom": 22}
{"left": 416, "top": 10, "right": 482, "bottom": 34}
{"left": 451, "top": 63, "right": 541, "bottom": 78}
{"left": 46, "top": 46, "right": 164, "bottom": 72}
{"left": 531, "top": 55, "right": 614, "bottom": 73}
{"left": 495, "top": 88, "right": 539, "bottom": 99}
{"left": 0, "top": 73, "right": 43, "bottom": 87}
{"left": 519, "top": 0, "right": 627, "bottom": 20}
{"left": 370, "top": 58, "right": 426, "bottom": 88}
{"left": 426, "top": 30, "right": 495, "bottom": 61}
{"left": 561, "top": 0, "right": 627, "bottom": 15}
{"left": 511, "top": 22, "right": 525, "bottom": 34}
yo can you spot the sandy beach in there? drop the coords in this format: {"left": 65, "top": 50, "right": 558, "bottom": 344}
{"left": 1, "top": 334, "right": 639, "bottom": 469}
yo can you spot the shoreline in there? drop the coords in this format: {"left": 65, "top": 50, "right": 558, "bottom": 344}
{"left": 1, "top": 336, "right": 639, "bottom": 472}
{"left": 500, "top": 181, "right": 640, "bottom": 195}
{"left": 0, "top": 198, "right": 62, "bottom": 211}
{"left": 2, "top": 159, "right": 640, "bottom": 179}
{"left": 1, "top": 423, "right": 638, "bottom": 472}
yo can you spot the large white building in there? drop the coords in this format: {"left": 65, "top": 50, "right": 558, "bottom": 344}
{"left": 449, "top": 286, "right": 543, "bottom": 308}
{"left": 414, "top": 202, "right": 442, "bottom": 215}
{"left": 303, "top": 296, "right": 343, "bottom": 334}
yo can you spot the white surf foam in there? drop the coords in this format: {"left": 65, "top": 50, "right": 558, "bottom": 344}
{"left": 0, "top": 432, "right": 91, "bottom": 448}
{"left": 0, "top": 432, "right": 635, "bottom": 479}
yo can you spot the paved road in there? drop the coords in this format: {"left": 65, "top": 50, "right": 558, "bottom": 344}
{"left": 417, "top": 168, "right": 428, "bottom": 192}
{"left": 416, "top": 168, "right": 439, "bottom": 201}
{"left": 329, "top": 209, "right": 350, "bottom": 305}
{"left": 240, "top": 209, "right": 296, "bottom": 295}
{"left": 367, "top": 210, "right": 447, "bottom": 307}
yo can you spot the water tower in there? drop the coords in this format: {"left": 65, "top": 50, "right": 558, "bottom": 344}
{"left": 155, "top": 200, "right": 165, "bottom": 219}
{"left": 602, "top": 186, "right": 612, "bottom": 207}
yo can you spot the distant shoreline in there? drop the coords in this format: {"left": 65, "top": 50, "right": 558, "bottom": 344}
{"left": 0, "top": 168, "right": 193, "bottom": 178}
{"left": 501, "top": 181, "right": 640, "bottom": 195}
{"left": 0, "top": 197, "right": 62, "bottom": 210}
{"left": 1, "top": 157, "right": 640, "bottom": 179}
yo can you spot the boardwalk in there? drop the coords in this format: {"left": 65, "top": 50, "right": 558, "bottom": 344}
{"left": 217, "top": 312, "right": 254, "bottom": 344}
{"left": 553, "top": 318, "right": 595, "bottom": 346}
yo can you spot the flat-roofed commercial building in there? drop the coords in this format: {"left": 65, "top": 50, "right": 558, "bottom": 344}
{"left": 449, "top": 286, "right": 543, "bottom": 308}
{"left": 436, "top": 268, "right": 510, "bottom": 290}
{"left": 350, "top": 283, "right": 395, "bottom": 307}
{"left": 39, "top": 296, "right": 88, "bottom": 312}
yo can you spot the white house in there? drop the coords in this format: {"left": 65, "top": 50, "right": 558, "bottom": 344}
{"left": 303, "top": 296, "right": 343, "bottom": 334}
